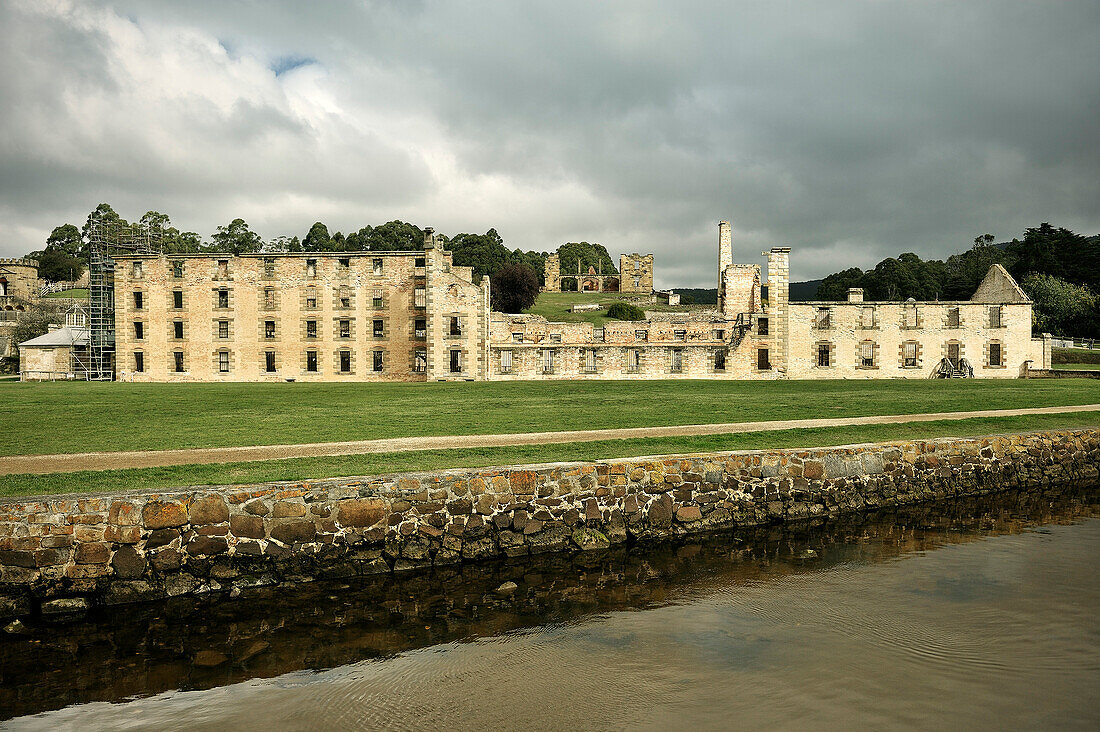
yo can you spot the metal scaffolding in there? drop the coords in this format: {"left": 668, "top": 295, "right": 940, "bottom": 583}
{"left": 87, "top": 221, "right": 163, "bottom": 380}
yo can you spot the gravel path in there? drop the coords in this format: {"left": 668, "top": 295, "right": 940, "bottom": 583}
{"left": 3, "top": 403, "right": 1098, "bottom": 476}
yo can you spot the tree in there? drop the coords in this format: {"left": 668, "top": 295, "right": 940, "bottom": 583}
{"left": 302, "top": 222, "right": 333, "bottom": 252}
{"left": 81, "top": 203, "right": 128, "bottom": 257}
{"left": 1021, "top": 273, "right": 1099, "bottom": 337}
{"left": 450, "top": 229, "right": 511, "bottom": 283}
{"left": 360, "top": 220, "right": 424, "bottom": 251}
{"left": 10, "top": 302, "right": 65, "bottom": 356}
{"left": 491, "top": 263, "right": 540, "bottom": 313}
{"left": 557, "top": 241, "right": 617, "bottom": 279}
{"left": 606, "top": 302, "right": 646, "bottom": 320}
{"left": 30, "top": 248, "right": 85, "bottom": 282}
{"left": 211, "top": 218, "right": 263, "bottom": 254}
{"left": 815, "top": 267, "right": 865, "bottom": 300}
{"left": 46, "top": 224, "right": 82, "bottom": 259}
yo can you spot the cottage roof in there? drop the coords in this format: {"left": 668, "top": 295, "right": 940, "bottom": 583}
{"left": 18, "top": 326, "right": 89, "bottom": 348}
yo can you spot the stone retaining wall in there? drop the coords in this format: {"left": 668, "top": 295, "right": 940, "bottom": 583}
{"left": 2, "top": 428, "right": 1097, "bottom": 617}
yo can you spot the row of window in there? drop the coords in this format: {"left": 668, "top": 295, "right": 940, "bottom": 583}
{"left": 508, "top": 324, "right": 758, "bottom": 345}
{"left": 132, "top": 317, "right": 436, "bottom": 341}
{"left": 814, "top": 305, "right": 1005, "bottom": 330}
{"left": 132, "top": 256, "right": 426, "bottom": 280}
{"left": 496, "top": 347, "right": 762, "bottom": 374}
{"left": 813, "top": 340, "right": 1004, "bottom": 368}
{"left": 130, "top": 286, "right": 429, "bottom": 311}
{"left": 130, "top": 348, "right": 465, "bottom": 375}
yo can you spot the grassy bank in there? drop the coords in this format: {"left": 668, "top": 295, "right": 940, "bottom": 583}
{"left": 524, "top": 292, "right": 708, "bottom": 325}
{"left": 4, "top": 379, "right": 1100, "bottom": 457}
{"left": 3, "top": 411, "right": 1097, "bottom": 497}
{"left": 1052, "top": 346, "right": 1100, "bottom": 370}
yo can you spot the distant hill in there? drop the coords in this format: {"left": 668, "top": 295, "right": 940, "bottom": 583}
{"left": 668, "top": 281, "right": 820, "bottom": 304}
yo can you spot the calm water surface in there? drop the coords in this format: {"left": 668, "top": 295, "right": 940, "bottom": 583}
{"left": 2, "top": 489, "right": 1098, "bottom": 730}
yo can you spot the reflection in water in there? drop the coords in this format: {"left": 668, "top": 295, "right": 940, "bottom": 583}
{"left": 2, "top": 488, "right": 1098, "bottom": 729}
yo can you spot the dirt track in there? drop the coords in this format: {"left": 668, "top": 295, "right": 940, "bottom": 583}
{"left": 2, "top": 403, "right": 1098, "bottom": 476}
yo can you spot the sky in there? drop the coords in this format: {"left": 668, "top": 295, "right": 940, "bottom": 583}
{"left": 1, "top": 0, "right": 1098, "bottom": 287}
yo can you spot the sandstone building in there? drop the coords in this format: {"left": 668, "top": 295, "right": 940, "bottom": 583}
{"left": 542, "top": 252, "right": 653, "bottom": 293}
{"left": 101, "top": 221, "right": 1047, "bottom": 382}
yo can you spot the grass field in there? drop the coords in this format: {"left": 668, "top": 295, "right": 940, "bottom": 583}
{"left": 42, "top": 288, "right": 89, "bottom": 299}
{"left": 524, "top": 292, "right": 708, "bottom": 325}
{"left": 3, "top": 411, "right": 1099, "bottom": 497}
{"left": 4, "top": 378, "right": 1100, "bottom": 458}
{"left": 1052, "top": 346, "right": 1100, "bottom": 370}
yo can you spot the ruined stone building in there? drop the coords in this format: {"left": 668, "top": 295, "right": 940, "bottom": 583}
{"left": 102, "top": 221, "right": 1047, "bottom": 382}
{"left": 543, "top": 252, "right": 653, "bottom": 293}
{"left": 1, "top": 257, "right": 40, "bottom": 358}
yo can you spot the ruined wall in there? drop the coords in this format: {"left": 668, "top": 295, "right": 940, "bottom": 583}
{"left": 1, "top": 428, "right": 1095, "bottom": 616}
{"left": 0, "top": 258, "right": 40, "bottom": 304}
{"left": 618, "top": 254, "right": 654, "bottom": 293}
{"left": 542, "top": 253, "right": 560, "bottom": 292}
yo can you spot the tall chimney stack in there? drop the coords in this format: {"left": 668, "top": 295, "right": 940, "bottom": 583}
{"left": 718, "top": 221, "right": 733, "bottom": 281}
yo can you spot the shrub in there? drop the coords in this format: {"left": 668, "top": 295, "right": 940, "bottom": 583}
{"left": 606, "top": 302, "right": 646, "bottom": 321}
{"left": 491, "top": 263, "right": 541, "bottom": 313}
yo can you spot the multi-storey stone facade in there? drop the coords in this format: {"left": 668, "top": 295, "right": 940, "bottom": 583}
{"left": 108, "top": 221, "right": 1047, "bottom": 382}
{"left": 112, "top": 229, "right": 489, "bottom": 382}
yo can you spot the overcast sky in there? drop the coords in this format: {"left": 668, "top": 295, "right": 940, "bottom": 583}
{"left": 1, "top": 1, "right": 1097, "bottom": 286}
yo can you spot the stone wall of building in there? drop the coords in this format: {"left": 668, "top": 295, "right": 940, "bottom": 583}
{"left": 112, "top": 244, "right": 488, "bottom": 382}
{"left": 1, "top": 427, "right": 1095, "bottom": 616}
{"left": 0, "top": 258, "right": 40, "bottom": 305}
{"left": 618, "top": 254, "right": 654, "bottom": 293}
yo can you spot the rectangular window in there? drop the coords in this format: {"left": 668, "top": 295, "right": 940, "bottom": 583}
{"left": 339, "top": 257, "right": 350, "bottom": 270}
{"left": 628, "top": 349, "right": 640, "bottom": 372}
{"left": 904, "top": 341, "right": 918, "bottom": 368}
{"left": 263, "top": 257, "right": 275, "bottom": 278}
{"left": 635, "top": 330, "right": 647, "bottom": 341}
{"left": 903, "top": 305, "right": 919, "bottom": 329}
{"left": 815, "top": 308, "right": 831, "bottom": 329}
{"left": 306, "top": 320, "right": 317, "bottom": 338}
{"left": 671, "top": 348, "right": 683, "bottom": 372}
{"left": 340, "top": 350, "right": 351, "bottom": 373}
{"left": 264, "top": 288, "right": 275, "bottom": 309}
{"left": 172, "top": 261, "right": 183, "bottom": 278}
{"left": 674, "top": 329, "right": 687, "bottom": 341}
{"left": 132, "top": 261, "right": 143, "bottom": 278}
{"left": 761, "top": 285, "right": 770, "bottom": 307}
{"left": 989, "top": 342, "right": 1002, "bottom": 366}
{"left": 339, "top": 319, "right": 351, "bottom": 338}
{"left": 414, "top": 349, "right": 426, "bottom": 373}
{"left": 714, "top": 349, "right": 727, "bottom": 371}
{"left": 306, "top": 350, "right": 318, "bottom": 372}
{"left": 585, "top": 349, "right": 597, "bottom": 373}
{"left": 415, "top": 319, "right": 426, "bottom": 339}
{"left": 174, "top": 352, "right": 184, "bottom": 372}
{"left": 549, "top": 333, "right": 561, "bottom": 343}
{"left": 414, "top": 287, "right": 426, "bottom": 308}
{"left": 817, "top": 344, "right": 831, "bottom": 367}
{"left": 339, "top": 288, "right": 351, "bottom": 308}
{"left": 450, "top": 350, "right": 462, "bottom": 373}
{"left": 373, "top": 319, "right": 384, "bottom": 338}
{"left": 500, "top": 350, "right": 513, "bottom": 373}
{"left": 372, "top": 258, "right": 383, "bottom": 275}
{"left": 306, "top": 259, "right": 317, "bottom": 277}
{"left": 594, "top": 328, "right": 605, "bottom": 342}
{"left": 172, "top": 290, "right": 183, "bottom": 309}
{"left": 217, "top": 289, "right": 229, "bottom": 308}
{"left": 947, "top": 307, "right": 960, "bottom": 328}
{"left": 715, "top": 329, "right": 725, "bottom": 341}
{"left": 415, "top": 257, "right": 425, "bottom": 268}
{"left": 218, "top": 351, "right": 230, "bottom": 373}
{"left": 134, "top": 352, "right": 144, "bottom": 372}
{"left": 373, "top": 289, "right": 384, "bottom": 308}
{"left": 990, "top": 306, "right": 1003, "bottom": 328}
{"left": 512, "top": 332, "right": 523, "bottom": 342}
{"left": 133, "top": 291, "right": 143, "bottom": 309}
{"left": 540, "top": 349, "right": 554, "bottom": 374}
{"left": 450, "top": 317, "right": 462, "bottom": 336}
{"left": 217, "top": 259, "right": 228, "bottom": 278}
{"left": 173, "top": 321, "right": 184, "bottom": 339}
{"left": 265, "top": 320, "right": 276, "bottom": 339}
{"left": 861, "top": 341, "right": 875, "bottom": 367}
{"left": 134, "top": 322, "right": 144, "bottom": 340}
{"left": 757, "top": 348, "right": 771, "bottom": 370}
{"left": 758, "top": 318, "right": 769, "bottom": 336}
{"left": 218, "top": 320, "right": 229, "bottom": 339}
{"left": 861, "top": 307, "right": 875, "bottom": 328}
{"left": 265, "top": 351, "right": 276, "bottom": 373}
{"left": 373, "top": 350, "right": 384, "bottom": 372}
{"left": 306, "top": 291, "right": 317, "bottom": 309}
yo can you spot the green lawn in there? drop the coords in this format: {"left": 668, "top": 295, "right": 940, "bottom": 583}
{"left": 524, "top": 292, "right": 709, "bottom": 325}
{"left": 42, "top": 288, "right": 89, "bottom": 299}
{"left": 1052, "top": 363, "right": 1100, "bottom": 371}
{"left": 3, "top": 379, "right": 1100, "bottom": 458}
{"left": 3, "top": 411, "right": 1098, "bottom": 497}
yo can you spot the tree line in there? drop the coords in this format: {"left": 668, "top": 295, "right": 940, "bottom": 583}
{"left": 814, "top": 224, "right": 1100, "bottom": 337}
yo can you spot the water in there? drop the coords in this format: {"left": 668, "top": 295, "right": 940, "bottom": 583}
{"left": 2, "top": 489, "right": 1098, "bottom": 730}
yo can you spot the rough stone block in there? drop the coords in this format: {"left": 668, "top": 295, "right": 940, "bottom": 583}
{"left": 189, "top": 495, "right": 229, "bottom": 525}
{"left": 142, "top": 501, "right": 188, "bottom": 530}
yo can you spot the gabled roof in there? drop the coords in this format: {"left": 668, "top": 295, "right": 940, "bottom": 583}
{"left": 971, "top": 264, "right": 1029, "bottom": 303}
{"left": 18, "top": 326, "right": 89, "bottom": 348}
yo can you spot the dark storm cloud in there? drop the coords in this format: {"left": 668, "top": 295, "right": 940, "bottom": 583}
{"left": 1, "top": 0, "right": 1098, "bottom": 286}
